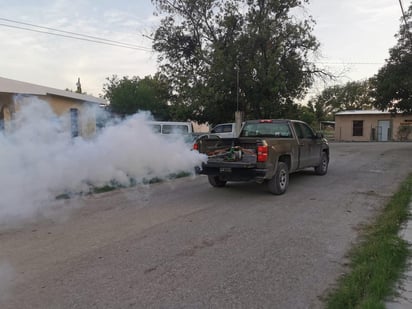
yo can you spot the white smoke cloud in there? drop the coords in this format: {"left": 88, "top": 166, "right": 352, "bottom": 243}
{"left": 0, "top": 97, "right": 206, "bottom": 226}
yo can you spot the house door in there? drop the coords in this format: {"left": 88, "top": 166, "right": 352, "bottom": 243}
{"left": 377, "top": 120, "right": 390, "bottom": 141}
{"left": 70, "top": 108, "right": 79, "bottom": 137}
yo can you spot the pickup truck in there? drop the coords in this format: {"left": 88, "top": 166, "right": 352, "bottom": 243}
{"left": 193, "top": 119, "right": 329, "bottom": 195}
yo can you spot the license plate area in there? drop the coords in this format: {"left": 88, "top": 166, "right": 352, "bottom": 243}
{"left": 219, "top": 167, "right": 232, "bottom": 173}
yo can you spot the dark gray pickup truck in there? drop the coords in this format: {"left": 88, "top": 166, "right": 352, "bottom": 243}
{"left": 194, "top": 119, "right": 329, "bottom": 194}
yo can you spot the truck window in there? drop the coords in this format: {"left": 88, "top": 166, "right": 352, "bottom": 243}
{"left": 300, "top": 123, "right": 315, "bottom": 138}
{"left": 294, "top": 122, "right": 315, "bottom": 139}
{"left": 293, "top": 123, "right": 303, "bottom": 139}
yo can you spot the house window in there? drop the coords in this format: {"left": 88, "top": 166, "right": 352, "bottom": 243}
{"left": 70, "top": 108, "right": 79, "bottom": 137}
{"left": 353, "top": 120, "right": 363, "bottom": 136}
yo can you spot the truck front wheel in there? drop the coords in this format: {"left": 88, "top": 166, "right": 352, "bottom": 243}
{"left": 267, "top": 162, "right": 289, "bottom": 195}
{"left": 208, "top": 175, "right": 227, "bottom": 187}
{"left": 314, "top": 152, "right": 329, "bottom": 175}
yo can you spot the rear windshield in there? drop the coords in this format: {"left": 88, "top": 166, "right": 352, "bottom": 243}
{"left": 240, "top": 122, "right": 292, "bottom": 138}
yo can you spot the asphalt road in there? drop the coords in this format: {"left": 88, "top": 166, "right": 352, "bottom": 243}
{"left": 1, "top": 142, "right": 412, "bottom": 309}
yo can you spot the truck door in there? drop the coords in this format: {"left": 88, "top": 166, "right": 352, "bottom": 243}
{"left": 293, "top": 122, "right": 322, "bottom": 168}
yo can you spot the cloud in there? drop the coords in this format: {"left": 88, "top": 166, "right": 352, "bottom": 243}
{"left": 307, "top": 0, "right": 400, "bottom": 83}
{"left": 0, "top": 1, "right": 158, "bottom": 96}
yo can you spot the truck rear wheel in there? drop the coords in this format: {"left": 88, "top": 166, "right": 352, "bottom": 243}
{"left": 267, "top": 162, "right": 289, "bottom": 195}
{"left": 208, "top": 175, "right": 227, "bottom": 187}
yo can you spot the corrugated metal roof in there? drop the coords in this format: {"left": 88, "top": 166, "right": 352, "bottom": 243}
{"left": 335, "top": 110, "right": 390, "bottom": 116}
{"left": 0, "top": 76, "right": 107, "bottom": 105}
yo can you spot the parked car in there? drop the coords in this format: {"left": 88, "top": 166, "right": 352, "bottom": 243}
{"left": 210, "top": 123, "right": 238, "bottom": 138}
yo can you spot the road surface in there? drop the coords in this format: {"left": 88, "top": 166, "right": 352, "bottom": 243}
{"left": 1, "top": 142, "right": 412, "bottom": 308}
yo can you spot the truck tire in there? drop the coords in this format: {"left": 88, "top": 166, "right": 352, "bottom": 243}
{"left": 208, "top": 175, "right": 227, "bottom": 187}
{"left": 314, "top": 152, "right": 329, "bottom": 175}
{"left": 267, "top": 162, "right": 289, "bottom": 195}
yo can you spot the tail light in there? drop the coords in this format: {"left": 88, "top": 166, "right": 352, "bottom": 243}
{"left": 193, "top": 142, "right": 199, "bottom": 151}
{"left": 257, "top": 145, "right": 268, "bottom": 162}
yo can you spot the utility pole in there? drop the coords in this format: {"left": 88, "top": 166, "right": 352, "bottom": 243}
{"left": 398, "top": 0, "right": 412, "bottom": 44}
{"left": 235, "top": 62, "right": 243, "bottom": 136}
{"left": 236, "top": 62, "right": 239, "bottom": 112}
{"left": 76, "top": 77, "right": 82, "bottom": 94}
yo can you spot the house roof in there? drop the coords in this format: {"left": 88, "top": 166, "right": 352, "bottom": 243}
{"left": 335, "top": 110, "right": 390, "bottom": 116}
{"left": 0, "top": 76, "right": 107, "bottom": 105}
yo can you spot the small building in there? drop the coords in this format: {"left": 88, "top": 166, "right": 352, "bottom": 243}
{"left": 0, "top": 76, "right": 107, "bottom": 138}
{"left": 334, "top": 110, "right": 412, "bottom": 142}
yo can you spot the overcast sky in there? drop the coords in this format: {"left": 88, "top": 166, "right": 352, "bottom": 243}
{"left": 0, "top": 0, "right": 406, "bottom": 99}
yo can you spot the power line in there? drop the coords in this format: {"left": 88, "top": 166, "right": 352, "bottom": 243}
{"left": 0, "top": 17, "right": 149, "bottom": 48}
{"left": 0, "top": 17, "right": 391, "bottom": 63}
{"left": 0, "top": 17, "right": 152, "bottom": 52}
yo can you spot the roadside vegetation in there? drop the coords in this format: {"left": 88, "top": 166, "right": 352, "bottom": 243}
{"left": 55, "top": 171, "right": 192, "bottom": 198}
{"left": 326, "top": 174, "right": 412, "bottom": 308}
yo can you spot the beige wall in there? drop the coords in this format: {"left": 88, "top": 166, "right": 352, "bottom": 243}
{"left": 335, "top": 113, "right": 412, "bottom": 142}
{"left": 39, "top": 94, "right": 97, "bottom": 138}
{"left": 0, "top": 93, "right": 97, "bottom": 138}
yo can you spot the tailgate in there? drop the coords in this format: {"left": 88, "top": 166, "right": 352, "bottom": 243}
{"left": 205, "top": 154, "right": 257, "bottom": 168}
{"left": 205, "top": 142, "right": 258, "bottom": 168}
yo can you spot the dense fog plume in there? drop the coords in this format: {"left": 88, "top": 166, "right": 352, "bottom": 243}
{"left": 0, "top": 97, "right": 206, "bottom": 225}
{"left": 0, "top": 261, "right": 14, "bottom": 302}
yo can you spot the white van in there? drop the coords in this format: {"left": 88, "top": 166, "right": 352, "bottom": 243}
{"left": 146, "top": 121, "right": 194, "bottom": 135}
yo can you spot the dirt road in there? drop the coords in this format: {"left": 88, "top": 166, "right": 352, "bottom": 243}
{"left": 1, "top": 142, "right": 411, "bottom": 308}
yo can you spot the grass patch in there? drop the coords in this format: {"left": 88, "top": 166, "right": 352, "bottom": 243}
{"left": 55, "top": 171, "right": 192, "bottom": 199}
{"left": 55, "top": 193, "right": 72, "bottom": 200}
{"left": 326, "top": 174, "right": 412, "bottom": 308}
{"left": 92, "top": 185, "right": 118, "bottom": 194}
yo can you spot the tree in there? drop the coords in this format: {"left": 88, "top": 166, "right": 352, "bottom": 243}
{"left": 65, "top": 78, "right": 85, "bottom": 94}
{"left": 76, "top": 78, "right": 82, "bottom": 94}
{"left": 151, "top": 0, "right": 324, "bottom": 125}
{"left": 308, "top": 80, "right": 374, "bottom": 122}
{"left": 102, "top": 74, "right": 171, "bottom": 120}
{"left": 371, "top": 2, "right": 412, "bottom": 113}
